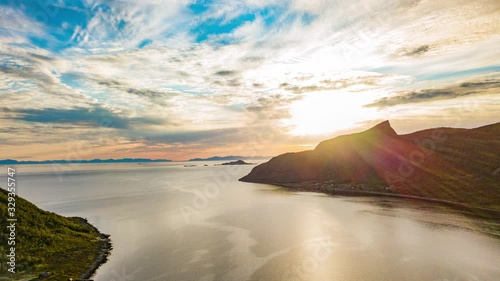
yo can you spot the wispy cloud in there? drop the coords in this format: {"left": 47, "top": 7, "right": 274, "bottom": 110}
{"left": 1, "top": 0, "right": 499, "bottom": 160}
{"left": 367, "top": 77, "right": 500, "bottom": 108}
{"left": 0, "top": 105, "right": 165, "bottom": 129}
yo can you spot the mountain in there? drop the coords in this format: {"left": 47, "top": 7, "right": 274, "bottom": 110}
{"left": 240, "top": 121, "right": 500, "bottom": 210}
{"left": 0, "top": 187, "right": 111, "bottom": 280}
{"left": 189, "top": 156, "right": 269, "bottom": 161}
{"left": 0, "top": 158, "right": 172, "bottom": 165}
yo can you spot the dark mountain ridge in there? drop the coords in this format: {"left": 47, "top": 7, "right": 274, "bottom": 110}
{"left": 240, "top": 121, "right": 500, "bottom": 209}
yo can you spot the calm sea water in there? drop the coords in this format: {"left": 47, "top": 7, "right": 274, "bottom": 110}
{"left": 3, "top": 163, "right": 500, "bottom": 281}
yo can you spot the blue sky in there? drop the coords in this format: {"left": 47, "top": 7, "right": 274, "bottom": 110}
{"left": 1, "top": 0, "right": 499, "bottom": 160}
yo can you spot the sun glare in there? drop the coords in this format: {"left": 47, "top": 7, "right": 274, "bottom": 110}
{"left": 285, "top": 91, "right": 379, "bottom": 136}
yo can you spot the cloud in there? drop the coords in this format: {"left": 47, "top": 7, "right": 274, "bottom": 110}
{"left": 279, "top": 74, "right": 391, "bottom": 94}
{"left": 459, "top": 80, "right": 500, "bottom": 88}
{"left": 367, "top": 78, "right": 500, "bottom": 108}
{"left": 0, "top": 6, "right": 45, "bottom": 38}
{"left": 27, "top": 52, "right": 56, "bottom": 61}
{"left": 397, "top": 45, "right": 431, "bottom": 57}
{"left": 142, "top": 128, "right": 243, "bottom": 144}
{"left": 245, "top": 94, "right": 299, "bottom": 120}
{"left": 1, "top": 0, "right": 500, "bottom": 159}
{"left": 214, "top": 70, "right": 238, "bottom": 76}
{"left": 0, "top": 105, "right": 164, "bottom": 129}
{"left": 94, "top": 78, "right": 181, "bottom": 106}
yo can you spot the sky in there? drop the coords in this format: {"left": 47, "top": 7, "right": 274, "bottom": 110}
{"left": 0, "top": 0, "right": 499, "bottom": 161}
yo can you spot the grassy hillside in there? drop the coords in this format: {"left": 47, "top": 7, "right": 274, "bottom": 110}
{"left": 0, "top": 187, "right": 109, "bottom": 280}
{"left": 241, "top": 121, "right": 500, "bottom": 210}
{"left": 397, "top": 122, "right": 500, "bottom": 209}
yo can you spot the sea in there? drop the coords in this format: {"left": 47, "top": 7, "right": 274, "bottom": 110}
{"left": 3, "top": 162, "right": 500, "bottom": 281}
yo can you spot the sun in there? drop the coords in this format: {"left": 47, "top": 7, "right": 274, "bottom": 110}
{"left": 284, "top": 91, "right": 379, "bottom": 136}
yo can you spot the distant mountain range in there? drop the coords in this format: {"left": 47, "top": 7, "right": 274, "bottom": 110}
{"left": 241, "top": 121, "right": 500, "bottom": 210}
{"left": 189, "top": 156, "right": 270, "bottom": 161}
{"left": 0, "top": 158, "right": 172, "bottom": 165}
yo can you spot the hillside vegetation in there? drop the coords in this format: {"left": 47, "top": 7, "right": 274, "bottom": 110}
{"left": 0, "top": 187, "right": 109, "bottom": 280}
{"left": 241, "top": 121, "right": 500, "bottom": 210}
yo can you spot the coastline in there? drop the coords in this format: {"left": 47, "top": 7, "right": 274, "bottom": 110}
{"left": 72, "top": 217, "right": 112, "bottom": 280}
{"left": 268, "top": 182, "right": 500, "bottom": 220}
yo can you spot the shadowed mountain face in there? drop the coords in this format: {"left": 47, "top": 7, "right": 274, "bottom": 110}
{"left": 240, "top": 121, "right": 500, "bottom": 209}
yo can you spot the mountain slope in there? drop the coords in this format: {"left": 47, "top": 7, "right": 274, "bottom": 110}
{"left": 0, "top": 187, "right": 110, "bottom": 280}
{"left": 240, "top": 121, "right": 500, "bottom": 209}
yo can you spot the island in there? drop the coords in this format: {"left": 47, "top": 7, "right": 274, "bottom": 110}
{"left": 0, "top": 187, "right": 111, "bottom": 280}
{"left": 221, "top": 160, "right": 255, "bottom": 165}
{"left": 240, "top": 121, "right": 500, "bottom": 213}
{"left": 189, "top": 156, "right": 269, "bottom": 161}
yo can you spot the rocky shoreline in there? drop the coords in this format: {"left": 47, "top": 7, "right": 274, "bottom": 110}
{"left": 72, "top": 217, "right": 112, "bottom": 280}
{"left": 273, "top": 182, "right": 500, "bottom": 220}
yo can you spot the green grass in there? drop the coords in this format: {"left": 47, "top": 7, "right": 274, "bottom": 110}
{"left": 0, "top": 187, "right": 104, "bottom": 281}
